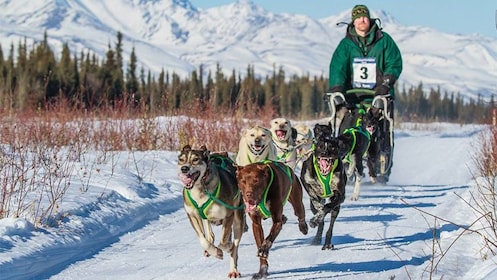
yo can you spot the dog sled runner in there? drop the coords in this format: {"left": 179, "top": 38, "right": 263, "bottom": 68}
{"left": 325, "top": 89, "right": 394, "bottom": 183}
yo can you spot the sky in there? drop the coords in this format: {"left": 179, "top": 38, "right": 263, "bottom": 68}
{"left": 1, "top": 118, "right": 497, "bottom": 279}
{"left": 191, "top": 0, "right": 497, "bottom": 38}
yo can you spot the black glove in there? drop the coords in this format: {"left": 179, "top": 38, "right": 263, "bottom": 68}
{"left": 374, "top": 84, "right": 390, "bottom": 96}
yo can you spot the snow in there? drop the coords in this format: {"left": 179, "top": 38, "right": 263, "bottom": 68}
{"left": 1, "top": 120, "right": 496, "bottom": 280}
{"left": 1, "top": 0, "right": 497, "bottom": 99}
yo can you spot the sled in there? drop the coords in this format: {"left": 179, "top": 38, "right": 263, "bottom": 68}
{"left": 325, "top": 89, "right": 394, "bottom": 183}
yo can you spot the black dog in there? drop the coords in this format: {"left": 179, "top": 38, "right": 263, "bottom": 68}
{"left": 300, "top": 123, "right": 347, "bottom": 250}
{"left": 361, "top": 107, "right": 382, "bottom": 183}
{"left": 338, "top": 109, "right": 371, "bottom": 201}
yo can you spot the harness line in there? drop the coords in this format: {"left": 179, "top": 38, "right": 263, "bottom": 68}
{"left": 257, "top": 161, "right": 293, "bottom": 219}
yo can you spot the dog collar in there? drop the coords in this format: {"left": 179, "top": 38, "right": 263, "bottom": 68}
{"left": 246, "top": 151, "right": 270, "bottom": 164}
{"left": 248, "top": 143, "right": 268, "bottom": 157}
{"left": 312, "top": 155, "right": 338, "bottom": 198}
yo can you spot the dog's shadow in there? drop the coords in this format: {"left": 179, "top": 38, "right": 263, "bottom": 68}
{"left": 268, "top": 255, "right": 430, "bottom": 278}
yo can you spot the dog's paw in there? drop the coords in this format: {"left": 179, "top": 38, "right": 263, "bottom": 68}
{"left": 299, "top": 221, "right": 308, "bottom": 235}
{"left": 227, "top": 270, "right": 241, "bottom": 278}
{"left": 252, "top": 264, "right": 269, "bottom": 279}
{"left": 282, "top": 214, "right": 288, "bottom": 224}
{"left": 350, "top": 195, "right": 359, "bottom": 201}
{"left": 370, "top": 176, "right": 377, "bottom": 184}
{"left": 321, "top": 244, "right": 335, "bottom": 250}
{"left": 215, "top": 247, "right": 224, "bottom": 259}
{"left": 309, "top": 215, "right": 322, "bottom": 228}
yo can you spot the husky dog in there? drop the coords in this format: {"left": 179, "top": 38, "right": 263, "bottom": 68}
{"left": 293, "top": 123, "right": 315, "bottom": 164}
{"left": 236, "top": 125, "right": 278, "bottom": 166}
{"left": 178, "top": 145, "right": 245, "bottom": 278}
{"left": 269, "top": 118, "right": 298, "bottom": 169}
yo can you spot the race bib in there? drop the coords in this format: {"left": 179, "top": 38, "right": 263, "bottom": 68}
{"left": 352, "top": 57, "right": 377, "bottom": 89}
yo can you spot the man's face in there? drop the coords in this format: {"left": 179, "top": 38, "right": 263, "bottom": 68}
{"left": 354, "top": 16, "right": 371, "bottom": 34}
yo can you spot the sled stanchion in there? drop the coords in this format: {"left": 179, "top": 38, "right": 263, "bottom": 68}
{"left": 326, "top": 92, "right": 346, "bottom": 137}
{"left": 372, "top": 95, "right": 394, "bottom": 149}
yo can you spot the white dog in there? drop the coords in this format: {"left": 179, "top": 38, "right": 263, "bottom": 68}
{"left": 293, "top": 123, "right": 314, "bottom": 164}
{"left": 269, "top": 117, "right": 298, "bottom": 169}
{"left": 235, "top": 125, "right": 278, "bottom": 166}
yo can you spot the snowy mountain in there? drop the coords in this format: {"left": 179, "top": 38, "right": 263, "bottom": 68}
{"left": 0, "top": 0, "right": 496, "bottom": 100}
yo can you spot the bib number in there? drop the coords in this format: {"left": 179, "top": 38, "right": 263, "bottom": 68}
{"left": 352, "top": 57, "right": 377, "bottom": 89}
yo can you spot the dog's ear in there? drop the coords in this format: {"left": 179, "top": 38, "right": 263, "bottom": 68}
{"left": 181, "top": 145, "right": 192, "bottom": 152}
{"left": 199, "top": 145, "right": 210, "bottom": 159}
{"left": 235, "top": 165, "right": 244, "bottom": 175}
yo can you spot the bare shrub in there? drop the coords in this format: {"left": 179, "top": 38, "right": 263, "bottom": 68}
{"left": 0, "top": 91, "right": 281, "bottom": 226}
{"left": 468, "top": 125, "right": 497, "bottom": 257}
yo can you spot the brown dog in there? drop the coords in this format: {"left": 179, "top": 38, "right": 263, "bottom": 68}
{"left": 178, "top": 145, "right": 245, "bottom": 278}
{"left": 235, "top": 161, "right": 308, "bottom": 279}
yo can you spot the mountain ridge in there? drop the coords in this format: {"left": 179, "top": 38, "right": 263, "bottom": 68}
{"left": 0, "top": 0, "right": 495, "bottom": 99}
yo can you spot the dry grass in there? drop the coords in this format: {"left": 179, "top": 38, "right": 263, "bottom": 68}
{"left": 0, "top": 94, "right": 277, "bottom": 225}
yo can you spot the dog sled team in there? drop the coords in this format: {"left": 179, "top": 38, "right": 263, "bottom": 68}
{"left": 177, "top": 101, "right": 393, "bottom": 278}
{"left": 177, "top": 3, "right": 401, "bottom": 278}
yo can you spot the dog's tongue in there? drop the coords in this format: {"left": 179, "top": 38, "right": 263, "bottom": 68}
{"left": 276, "top": 130, "right": 285, "bottom": 139}
{"left": 366, "top": 126, "right": 374, "bottom": 134}
{"left": 178, "top": 173, "right": 193, "bottom": 186}
{"left": 318, "top": 158, "right": 332, "bottom": 175}
{"left": 244, "top": 201, "right": 257, "bottom": 213}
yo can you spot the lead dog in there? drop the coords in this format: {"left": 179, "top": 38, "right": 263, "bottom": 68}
{"left": 236, "top": 161, "right": 308, "bottom": 279}
{"left": 178, "top": 145, "right": 245, "bottom": 278}
{"left": 269, "top": 118, "right": 298, "bottom": 169}
{"left": 236, "top": 125, "right": 278, "bottom": 166}
{"left": 301, "top": 123, "right": 347, "bottom": 250}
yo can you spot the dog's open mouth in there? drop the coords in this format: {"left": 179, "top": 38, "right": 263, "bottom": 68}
{"left": 178, "top": 171, "right": 201, "bottom": 189}
{"left": 276, "top": 129, "right": 287, "bottom": 141}
{"left": 244, "top": 200, "right": 258, "bottom": 213}
{"left": 249, "top": 143, "right": 267, "bottom": 154}
{"left": 366, "top": 125, "right": 375, "bottom": 135}
{"left": 317, "top": 157, "right": 333, "bottom": 175}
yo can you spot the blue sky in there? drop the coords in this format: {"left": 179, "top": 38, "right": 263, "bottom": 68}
{"left": 190, "top": 0, "right": 497, "bottom": 38}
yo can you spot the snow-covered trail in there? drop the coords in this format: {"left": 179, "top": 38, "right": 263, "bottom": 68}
{"left": 42, "top": 125, "right": 483, "bottom": 280}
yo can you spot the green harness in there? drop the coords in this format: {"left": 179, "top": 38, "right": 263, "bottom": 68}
{"left": 312, "top": 155, "right": 339, "bottom": 198}
{"left": 257, "top": 161, "right": 293, "bottom": 219}
{"left": 184, "top": 156, "right": 243, "bottom": 220}
{"left": 343, "top": 125, "right": 371, "bottom": 163}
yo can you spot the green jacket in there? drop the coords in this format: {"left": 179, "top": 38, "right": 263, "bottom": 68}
{"left": 328, "top": 20, "right": 402, "bottom": 98}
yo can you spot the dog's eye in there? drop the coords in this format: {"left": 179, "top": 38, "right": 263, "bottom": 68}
{"left": 178, "top": 156, "right": 186, "bottom": 164}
